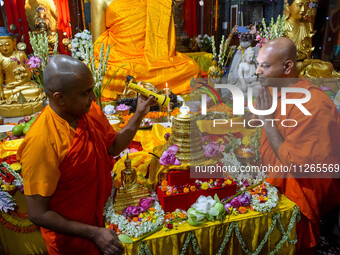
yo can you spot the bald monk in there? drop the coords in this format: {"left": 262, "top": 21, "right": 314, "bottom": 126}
{"left": 91, "top": 0, "right": 200, "bottom": 99}
{"left": 17, "top": 55, "right": 155, "bottom": 255}
{"left": 252, "top": 37, "right": 340, "bottom": 254}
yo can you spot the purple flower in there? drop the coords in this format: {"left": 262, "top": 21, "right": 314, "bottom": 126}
{"left": 224, "top": 203, "right": 232, "bottom": 213}
{"left": 139, "top": 197, "right": 155, "bottom": 211}
{"left": 230, "top": 197, "right": 242, "bottom": 208}
{"left": 27, "top": 56, "right": 41, "bottom": 69}
{"left": 122, "top": 206, "right": 143, "bottom": 217}
{"left": 203, "top": 142, "right": 219, "bottom": 157}
{"left": 159, "top": 145, "right": 181, "bottom": 166}
{"left": 241, "top": 180, "right": 250, "bottom": 188}
{"left": 164, "top": 133, "right": 171, "bottom": 141}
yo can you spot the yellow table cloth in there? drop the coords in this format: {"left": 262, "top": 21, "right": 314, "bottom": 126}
{"left": 124, "top": 195, "right": 299, "bottom": 255}
{"left": 184, "top": 52, "right": 213, "bottom": 73}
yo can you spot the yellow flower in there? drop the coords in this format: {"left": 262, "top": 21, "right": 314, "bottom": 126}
{"left": 1, "top": 184, "right": 15, "bottom": 191}
{"left": 242, "top": 136, "right": 251, "bottom": 147}
{"left": 10, "top": 162, "right": 21, "bottom": 171}
{"left": 201, "top": 182, "right": 209, "bottom": 190}
{"left": 225, "top": 179, "right": 232, "bottom": 185}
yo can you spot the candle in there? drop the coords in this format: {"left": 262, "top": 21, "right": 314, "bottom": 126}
{"left": 166, "top": 83, "right": 170, "bottom": 121}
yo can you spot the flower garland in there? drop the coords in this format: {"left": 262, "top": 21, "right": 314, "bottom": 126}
{"left": 250, "top": 182, "right": 278, "bottom": 213}
{"left": 104, "top": 191, "right": 165, "bottom": 238}
{"left": 0, "top": 210, "right": 38, "bottom": 233}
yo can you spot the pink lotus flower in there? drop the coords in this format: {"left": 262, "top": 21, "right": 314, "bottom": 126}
{"left": 139, "top": 197, "right": 155, "bottom": 211}
{"left": 27, "top": 56, "right": 41, "bottom": 69}
{"left": 159, "top": 145, "right": 181, "bottom": 166}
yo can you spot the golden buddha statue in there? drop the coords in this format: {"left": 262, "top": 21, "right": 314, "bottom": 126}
{"left": 25, "top": 1, "right": 58, "bottom": 54}
{"left": 0, "top": 28, "right": 45, "bottom": 117}
{"left": 207, "top": 57, "right": 221, "bottom": 86}
{"left": 284, "top": 0, "right": 340, "bottom": 78}
{"left": 113, "top": 154, "right": 150, "bottom": 213}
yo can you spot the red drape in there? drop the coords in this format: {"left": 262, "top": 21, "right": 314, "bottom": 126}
{"left": 4, "top": 0, "right": 32, "bottom": 52}
{"left": 54, "top": 0, "right": 72, "bottom": 55}
{"left": 183, "top": 0, "right": 197, "bottom": 38}
{"left": 3, "top": 0, "right": 72, "bottom": 55}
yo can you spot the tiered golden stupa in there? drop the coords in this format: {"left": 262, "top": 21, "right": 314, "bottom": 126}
{"left": 164, "top": 102, "right": 205, "bottom": 164}
{"left": 113, "top": 154, "right": 150, "bottom": 213}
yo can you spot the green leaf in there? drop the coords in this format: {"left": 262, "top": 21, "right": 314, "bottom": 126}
{"left": 118, "top": 234, "right": 133, "bottom": 244}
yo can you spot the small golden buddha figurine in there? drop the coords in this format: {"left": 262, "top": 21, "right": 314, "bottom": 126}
{"left": 284, "top": 0, "right": 340, "bottom": 78}
{"left": 207, "top": 57, "right": 222, "bottom": 86}
{"left": 113, "top": 154, "right": 150, "bottom": 213}
{"left": 120, "top": 153, "right": 140, "bottom": 190}
{"left": 0, "top": 27, "right": 45, "bottom": 117}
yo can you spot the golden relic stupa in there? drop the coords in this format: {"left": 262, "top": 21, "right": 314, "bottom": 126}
{"left": 113, "top": 154, "right": 150, "bottom": 213}
{"left": 164, "top": 102, "right": 205, "bottom": 164}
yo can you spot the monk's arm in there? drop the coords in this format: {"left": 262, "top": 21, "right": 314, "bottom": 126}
{"left": 91, "top": 0, "right": 109, "bottom": 42}
{"left": 255, "top": 87, "right": 284, "bottom": 160}
{"left": 262, "top": 122, "right": 284, "bottom": 159}
{"left": 107, "top": 96, "right": 154, "bottom": 156}
{"left": 25, "top": 195, "right": 123, "bottom": 254}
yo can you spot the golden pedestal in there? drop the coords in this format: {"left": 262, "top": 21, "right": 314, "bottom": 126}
{"left": 0, "top": 101, "right": 44, "bottom": 117}
{"left": 113, "top": 186, "right": 150, "bottom": 213}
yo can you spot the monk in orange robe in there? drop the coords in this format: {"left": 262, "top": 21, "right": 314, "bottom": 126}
{"left": 254, "top": 38, "right": 340, "bottom": 253}
{"left": 17, "top": 55, "right": 154, "bottom": 255}
{"left": 91, "top": 0, "right": 201, "bottom": 100}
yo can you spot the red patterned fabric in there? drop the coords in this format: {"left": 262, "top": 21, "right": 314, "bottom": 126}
{"left": 4, "top": 0, "right": 32, "bottom": 52}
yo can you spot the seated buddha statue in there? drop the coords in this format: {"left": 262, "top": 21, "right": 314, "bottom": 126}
{"left": 91, "top": 0, "right": 200, "bottom": 100}
{"left": 284, "top": 0, "right": 340, "bottom": 78}
{"left": 120, "top": 154, "right": 140, "bottom": 190}
{"left": 0, "top": 27, "right": 45, "bottom": 117}
{"left": 113, "top": 153, "right": 150, "bottom": 212}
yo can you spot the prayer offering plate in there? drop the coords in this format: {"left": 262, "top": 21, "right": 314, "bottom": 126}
{"left": 0, "top": 125, "right": 15, "bottom": 133}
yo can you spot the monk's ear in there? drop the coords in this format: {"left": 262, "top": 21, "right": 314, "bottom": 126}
{"left": 52, "top": 92, "right": 66, "bottom": 106}
{"left": 283, "top": 60, "right": 294, "bottom": 75}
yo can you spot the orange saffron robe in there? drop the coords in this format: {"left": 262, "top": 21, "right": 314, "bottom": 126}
{"left": 261, "top": 80, "right": 340, "bottom": 249}
{"left": 94, "top": 0, "right": 200, "bottom": 99}
{"left": 17, "top": 103, "right": 117, "bottom": 255}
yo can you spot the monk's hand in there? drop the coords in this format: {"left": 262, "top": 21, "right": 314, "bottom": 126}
{"left": 135, "top": 95, "right": 156, "bottom": 118}
{"left": 255, "top": 86, "right": 275, "bottom": 122}
{"left": 91, "top": 227, "right": 124, "bottom": 255}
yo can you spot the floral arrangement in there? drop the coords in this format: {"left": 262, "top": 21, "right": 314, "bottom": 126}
{"left": 0, "top": 188, "right": 16, "bottom": 213}
{"left": 104, "top": 192, "right": 165, "bottom": 238}
{"left": 71, "top": 30, "right": 122, "bottom": 101}
{"left": 159, "top": 145, "right": 180, "bottom": 166}
{"left": 70, "top": 29, "right": 92, "bottom": 60}
{"left": 0, "top": 158, "right": 23, "bottom": 214}
{"left": 250, "top": 182, "right": 278, "bottom": 213}
{"left": 223, "top": 192, "right": 251, "bottom": 214}
{"left": 28, "top": 31, "right": 58, "bottom": 88}
{"left": 196, "top": 34, "right": 213, "bottom": 53}
{"left": 255, "top": 15, "right": 286, "bottom": 47}
{"left": 116, "top": 104, "right": 130, "bottom": 111}
{"left": 159, "top": 178, "right": 233, "bottom": 197}
{"left": 187, "top": 194, "right": 226, "bottom": 225}
{"left": 211, "top": 35, "right": 233, "bottom": 75}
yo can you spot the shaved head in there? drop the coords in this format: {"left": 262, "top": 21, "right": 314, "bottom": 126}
{"left": 43, "top": 55, "right": 93, "bottom": 97}
{"left": 261, "top": 37, "right": 297, "bottom": 64}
